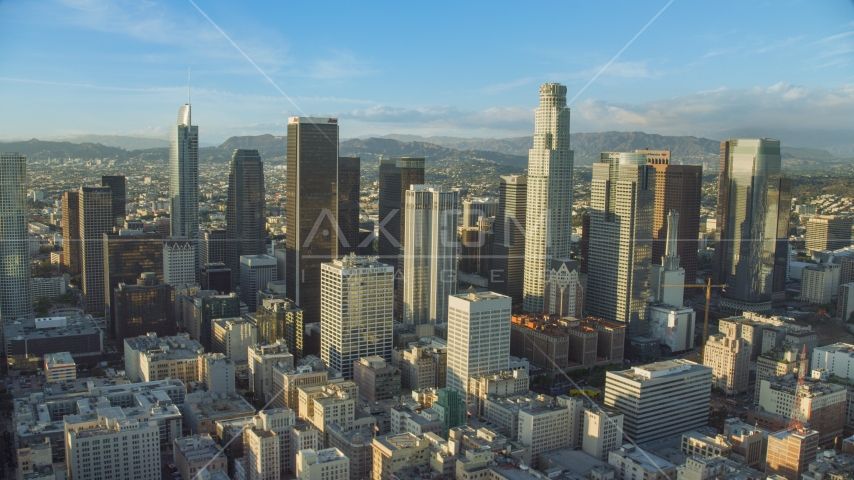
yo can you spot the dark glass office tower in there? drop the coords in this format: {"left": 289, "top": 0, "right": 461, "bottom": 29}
{"left": 114, "top": 273, "right": 176, "bottom": 346}
{"left": 714, "top": 138, "right": 791, "bottom": 314}
{"left": 101, "top": 175, "right": 127, "bottom": 230}
{"left": 201, "top": 228, "right": 227, "bottom": 265}
{"left": 201, "top": 262, "right": 231, "bottom": 294}
{"left": 80, "top": 186, "right": 113, "bottom": 313}
{"left": 104, "top": 231, "right": 164, "bottom": 337}
{"left": 285, "top": 117, "right": 339, "bottom": 325}
{"left": 338, "top": 156, "right": 361, "bottom": 257}
{"left": 226, "top": 149, "right": 266, "bottom": 289}
{"left": 377, "top": 157, "right": 425, "bottom": 262}
{"left": 490, "top": 175, "right": 527, "bottom": 303}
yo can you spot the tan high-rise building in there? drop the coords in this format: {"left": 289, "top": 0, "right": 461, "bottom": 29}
{"left": 636, "top": 149, "right": 702, "bottom": 286}
{"left": 523, "top": 84, "right": 574, "bottom": 313}
{"left": 61, "top": 190, "right": 81, "bottom": 275}
{"left": 703, "top": 322, "right": 751, "bottom": 394}
{"left": 806, "top": 215, "right": 854, "bottom": 253}
{"left": 765, "top": 428, "right": 819, "bottom": 480}
{"left": 754, "top": 348, "right": 797, "bottom": 404}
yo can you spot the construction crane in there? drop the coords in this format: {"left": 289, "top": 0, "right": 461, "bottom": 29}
{"left": 788, "top": 344, "right": 809, "bottom": 433}
{"left": 662, "top": 277, "right": 726, "bottom": 353}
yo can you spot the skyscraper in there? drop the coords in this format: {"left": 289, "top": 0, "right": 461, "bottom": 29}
{"left": 164, "top": 236, "right": 196, "bottom": 287}
{"left": 200, "top": 228, "right": 227, "bottom": 266}
{"left": 491, "top": 175, "right": 527, "bottom": 303}
{"left": 101, "top": 175, "right": 127, "bottom": 230}
{"left": 587, "top": 152, "right": 655, "bottom": 337}
{"left": 61, "top": 190, "right": 81, "bottom": 276}
{"left": 337, "top": 156, "right": 361, "bottom": 257}
{"left": 649, "top": 211, "right": 685, "bottom": 307}
{"left": 104, "top": 231, "right": 164, "bottom": 336}
{"left": 522, "top": 83, "right": 574, "bottom": 313}
{"left": 714, "top": 139, "right": 792, "bottom": 313}
{"left": 377, "top": 157, "right": 425, "bottom": 263}
{"left": 635, "top": 150, "right": 702, "bottom": 286}
{"left": 114, "top": 273, "right": 176, "bottom": 345}
{"left": 169, "top": 102, "right": 199, "bottom": 274}
{"left": 240, "top": 254, "right": 278, "bottom": 313}
{"left": 402, "top": 185, "right": 459, "bottom": 326}
{"left": 79, "top": 186, "right": 113, "bottom": 313}
{"left": 320, "top": 255, "right": 393, "bottom": 379}
{"left": 462, "top": 198, "right": 499, "bottom": 228}
{"left": 445, "top": 291, "right": 511, "bottom": 396}
{"left": 285, "top": 117, "right": 339, "bottom": 324}
{"left": 0, "top": 153, "right": 33, "bottom": 320}
{"left": 226, "top": 149, "right": 266, "bottom": 289}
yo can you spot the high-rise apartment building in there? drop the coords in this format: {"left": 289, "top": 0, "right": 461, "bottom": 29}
{"left": 201, "top": 228, "right": 227, "bottom": 266}
{"left": 403, "top": 185, "right": 459, "bottom": 326}
{"left": 240, "top": 254, "right": 278, "bottom": 312}
{"left": 104, "top": 231, "right": 164, "bottom": 334}
{"left": 635, "top": 150, "right": 702, "bottom": 286}
{"left": 286, "top": 117, "right": 339, "bottom": 324}
{"left": 338, "top": 156, "right": 361, "bottom": 257}
{"left": 80, "top": 186, "right": 113, "bottom": 312}
{"left": 805, "top": 215, "right": 853, "bottom": 253}
{"left": 703, "top": 321, "right": 751, "bottom": 394}
{"left": 320, "top": 255, "right": 393, "bottom": 378}
{"left": 446, "top": 291, "right": 511, "bottom": 396}
{"left": 61, "top": 190, "right": 81, "bottom": 275}
{"left": 164, "top": 236, "right": 197, "bottom": 287}
{"left": 522, "top": 83, "right": 574, "bottom": 313}
{"left": 714, "top": 139, "right": 792, "bottom": 313}
{"left": 491, "top": 175, "right": 527, "bottom": 303}
{"left": 114, "top": 272, "right": 175, "bottom": 344}
{"left": 377, "top": 157, "right": 425, "bottom": 262}
{"left": 604, "top": 360, "right": 712, "bottom": 443}
{"left": 101, "top": 174, "right": 127, "bottom": 229}
{"left": 226, "top": 149, "right": 266, "bottom": 290}
{"left": 169, "top": 102, "right": 199, "bottom": 247}
{"left": 0, "top": 153, "right": 33, "bottom": 320}
{"left": 587, "top": 152, "right": 655, "bottom": 337}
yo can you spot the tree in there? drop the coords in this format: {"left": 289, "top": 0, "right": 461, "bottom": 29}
{"left": 34, "top": 296, "right": 51, "bottom": 316}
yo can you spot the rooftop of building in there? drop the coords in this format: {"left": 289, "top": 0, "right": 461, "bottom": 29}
{"left": 124, "top": 332, "right": 204, "bottom": 354}
{"left": 611, "top": 445, "right": 676, "bottom": 471}
{"left": 765, "top": 373, "right": 847, "bottom": 396}
{"left": 174, "top": 434, "right": 223, "bottom": 461}
{"left": 301, "top": 447, "right": 348, "bottom": 463}
{"left": 4, "top": 314, "right": 102, "bottom": 341}
{"left": 769, "top": 427, "right": 819, "bottom": 441}
{"left": 44, "top": 351, "right": 75, "bottom": 367}
{"left": 374, "top": 432, "right": 427, "bottom": 451}
{"left": 610, "top": 359, "right": 710, "bottom": 382}
{"left": 326, "top": 253, "right": 393, "bottom": 270}
{"left": 539, "top": 449, "right": 611, "bottom": 476}
{"left": 815, "top": 343, "right": 854, "bottom": 354}
{"left": 451, "top": 290, "right": 509, "bottom": 303}
{"left": 185, "top": 392, "right": 255, "bottom": 420}
{"left": 678, "top": 455, "right": 765, "bottom": 480}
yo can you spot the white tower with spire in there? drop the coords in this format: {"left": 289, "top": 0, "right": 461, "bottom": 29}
{"left": 650, "top": 210, "right": 685, "bottom": 306}
{"left": 522, "top": 83, "right": 574, "bottom": 312}
{"left": 169, "top": 71, "right": 199, "bottom": 280}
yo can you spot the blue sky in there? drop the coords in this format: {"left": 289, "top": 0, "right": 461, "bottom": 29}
{"left": 1, "top": 0, "right": 853, "bottom": 150}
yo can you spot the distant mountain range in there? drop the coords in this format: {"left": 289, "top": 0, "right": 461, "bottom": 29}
{"left": 53, "top": 134, "right": 170, "bottom": 150}
{"left": 0, "top": 132, "right": 843, "bottom": 167}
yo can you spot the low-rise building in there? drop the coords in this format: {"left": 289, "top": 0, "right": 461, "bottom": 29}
{"left": 722, "top": 418, "right": 768, "bottom": 470}
{"left": 123, "top": 332, "right": 204, "bottom": 384}
{"left": 296, "top": 448, "right": 350, "bottom": 480}
{"left": 43, "top": 352, "right": 76, "bottom": 383}
{"left": 270, "top": 357, "right": 331, "bottom": 410}
{"left": 755, "top": 348, "right": 798, "bottom": 404}
{"left": 765, "top": 428, "right": 820, "bottom": 480}
{"left": 248, "top": 340, "right": 294, "bottom": 403}
{"left": 583, "top": 406, "right": 624, "bottom": 461}
{"left": 755, "top": 374, "right": 846, "bottom": 447}
{"left": 183, "top": 391, "right": 256, "bottom": 436}
{"left": 353, "top": 356, "right": 401, "bottom": 403}
{"left": 802, "top": 450, "right": 854, "bottom": 480}
{"left": 468, "top": 370, "right": 529, "bottom": 416}
{"left": 676, "top": 455, "right": 765, "bottom": 480}
{"left": 4, "top": 315, "right": 104, "bottom": 370}
{"left": 326, "top": 423, "right": 375, "bottom": 480}
{"left": 394, "top": 337, "right": 447, "bottom": 390}
{"left": 173, "top": 434, "right": 228, "bottom": 480}
{"left": 371, "top": 433, "right": 431, "bottom": 480}
{"left": 681, "top": 431, "right": 732, "bottom": 459}
{"left": 609, "top": 445, "right": 676, "bottom": 480}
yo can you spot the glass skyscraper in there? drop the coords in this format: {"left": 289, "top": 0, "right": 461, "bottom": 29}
{"left": 169, "top": 103, "right": 199, "bottom": 276}
{"left": 714, "top": 138, "right": 791, "bottom": 313}
{"left": 226, "top": 149, "right": 266, "bottom": 290}
{"left": 0, "top": 153, "right": 33, "bottom": 320}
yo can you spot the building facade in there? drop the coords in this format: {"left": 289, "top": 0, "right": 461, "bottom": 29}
{"left": 80, "top": 186, "right": 113, "bottom": 312}
{"left": 491, "top": 175, "right": 527, "bottom": 303}
{"left": 0, "top": 152, "right": 33, "bottom": 320}
{"left": 226, "top": 149, "right": 266, "bottom": 290}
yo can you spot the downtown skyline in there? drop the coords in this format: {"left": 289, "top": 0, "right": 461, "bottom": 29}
{"left": 0, "top": 1, "right": 852, "bottom": 153}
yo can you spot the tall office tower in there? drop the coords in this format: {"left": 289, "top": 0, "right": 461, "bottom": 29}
{"left": 114, "top": 272, "right": 176, "bottom": 345}
{"left": 201, "top": 262, "right": 231, "bottom": 294}
{"left": 104, "top": 231, "right": 164, "bottom": 335}
{"left": 636, "top": 150, "right": 702, "bottom": 286}
{"left": 61, "top": 190, "right": 81, "bottom": 275}
{"left": 491, "top": 175, "right": 527, "bottom": 303}
{"left": 604, "top": 359, "right": 712, "bottom": 443}
{"left": 649, "top": 211, "right": 685, "bottom": 307}
{"left": 338, "top": 156, "right": 361, "bottom": 257}
{"left": 587, "top": 152, "right": 655, "bottom": 337}
{"left": 806, "top": 215, "right": 854, "bottom": 253}
{"left": 183, "top": 290, "right": 241, "bottom": 350}
{"left": 0, "top": 153, "right": 33, "bottom": 320}
{"left": 462, "top": 197, "right": 499, "bottom": 228}
{"left": 286, "top": 117, "right": 339, "bottom": 324}
{"left": 460, "top": 218, "right": 493, "bottom": 278}
{"left": 256, "top": 299, "right": 305, "bottom": 358}
{"left": 240, "top": 254, "right": 277, "bottom": 312}
{"left": 200, "top": 228, "right": 227, "bottom": 265}
{"left": 402, "top": 186, "right": 459, "bottom": 326}
{"left": 445, "top": 291, "right": 511, "bottom": 396}
{"left": 169, "top": 102, "right": 199, "bottom": 247}
{"left": 522, "top": 83, "right": 574, "bottom": 313}
{"left": 377, "top": 157, "right": 425, "bottom": 262}
{"left": 543, "top": 259, "right": 583, "bottom": 316}
{"left": 164, "top": 236, "right": 197, "bottom": 287}
{"left": 703, "top": 321, "right": 751, "bottom": 395}
{"left": 79, "top": 186, "right": 113, "bottom": 313}
{"left": 714, "top": 139, "right": 792, "bottom": 314}
{"left": 101, "top": 175, "right": 127, "bottom": 230}
{"left": 226, "top": 149, "right": 266, "bottom": 290}
{"left": 320, "top": 255, "right": 393, "bottom": 379}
